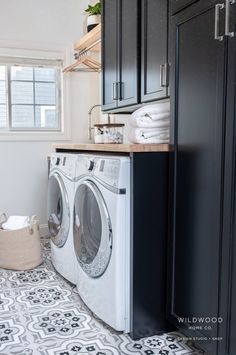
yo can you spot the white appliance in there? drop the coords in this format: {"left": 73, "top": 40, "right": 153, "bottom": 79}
{"left": 74, "top": 154, "right": 131, "bottom": 332}
{"left": 48, "top": 153, "right": 78, "bottom": 284}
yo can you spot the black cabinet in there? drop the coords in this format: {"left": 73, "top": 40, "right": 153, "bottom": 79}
{"left": 131, "top": 152, "right": 173, "bottom": 339}
{"left": 141, "top": 0, "right": 168, "bottom": 102}
{"left": 102, "top": 0, "right": 169, "bottom": 112}
{"left": 168, "top": 0, "right": 236, "bottom": 354}
{"left": 101, "top": 0, "right": 139, "bottom": 110}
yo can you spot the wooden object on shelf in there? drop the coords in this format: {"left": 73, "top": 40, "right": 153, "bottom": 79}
{"left": 63, "top": 56, "right": 101, "bottom": 73}
{"left": 74, "top": 24, "right": 101, "bottom": 53}
{"left": 63, "top": 24, "right": 101, "bottom": 73}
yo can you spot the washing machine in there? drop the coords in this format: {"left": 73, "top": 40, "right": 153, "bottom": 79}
{"left": 47, "top": 153, "right": 78, "bottom": 284}
{"left": 73, "top": 153, "right": 131, "bottom": 332}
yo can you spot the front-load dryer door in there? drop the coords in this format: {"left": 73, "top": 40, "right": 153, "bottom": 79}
{"left": 74, "top": 180, "right": 113, "bottom": 278}
{"left": 48, "top": 172, "right": 70, "bottom": 247}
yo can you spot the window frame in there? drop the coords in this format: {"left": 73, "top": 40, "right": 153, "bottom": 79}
{"left": 0, "top": 60, "right": 62, "bottom": 132}
{"left": 0, "top": 45, "right": 71, "bottom": 142}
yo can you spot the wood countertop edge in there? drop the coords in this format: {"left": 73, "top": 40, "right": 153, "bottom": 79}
{"left": 52, "top": 143, "right": 170, "bottom": 153}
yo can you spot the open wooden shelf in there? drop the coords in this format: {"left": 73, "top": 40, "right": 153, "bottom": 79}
{"left": 74, "top": 24, "right": 101, "bottom": 53}
{"left": 63, "top": 24, "right": 101, "bottom": 73}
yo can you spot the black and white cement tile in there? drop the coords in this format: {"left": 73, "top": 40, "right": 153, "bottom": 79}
{"left": 0, "top": 239, "right": 206, "bottom": 355}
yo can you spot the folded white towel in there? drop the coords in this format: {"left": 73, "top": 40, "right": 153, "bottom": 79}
{"left": 132, "top": 101, "right": 170, "bottom": 118}
{"left": 143, "top": 112, "right": 170, "bottom": 121}
{"left": 129, "top": 135, "right": 169, "bottom": 144}
{"left": 130, "top": 113, "right": 170, "bottom": 128}
{"left": 2, "top": 216, "right": 30, "bottom": 230}
{"left": 129, "top": 127, "right": 170, "bottom": 144}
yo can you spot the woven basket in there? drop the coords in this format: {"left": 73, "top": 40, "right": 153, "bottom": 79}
{"left": 0, "top": 215, "right": 42, "bottom": 270}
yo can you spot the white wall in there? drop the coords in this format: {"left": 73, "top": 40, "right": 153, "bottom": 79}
{"left": 0, "top": 0, "right": 100, "bottom": 226}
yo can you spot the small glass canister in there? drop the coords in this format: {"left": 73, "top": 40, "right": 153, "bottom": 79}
{"left": 94, "top": 123, "right": 124, "bottom": 144}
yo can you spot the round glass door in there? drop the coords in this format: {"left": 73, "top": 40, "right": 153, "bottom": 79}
{"left": 48, "top": 173, "right": 70, "bottom": 247}
{"left": 73, "top": 180, "right": 113, "bottom": 278}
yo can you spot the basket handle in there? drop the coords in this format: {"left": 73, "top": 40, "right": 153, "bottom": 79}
{"left": 29, "top": 215, "right": 39, "bottom": 234}
{"left": 0, "top": 212, "right": 7, "bottom": 228}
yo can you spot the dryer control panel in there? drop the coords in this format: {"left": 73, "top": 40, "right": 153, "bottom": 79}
{"left": 76, "top": 154, "right": 130, "bottom": 189}
{"left": 94, "top": 158, "right": 120, "bottom": 187}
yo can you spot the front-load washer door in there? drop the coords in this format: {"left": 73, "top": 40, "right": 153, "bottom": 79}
{"left": 48, "top": 172, "right": 70, "bottom": 247}
{"left": 74, "top": 180, "right": 113, "bottom": 278}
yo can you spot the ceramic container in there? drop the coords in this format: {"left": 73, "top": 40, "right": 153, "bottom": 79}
{"left": 94, "top": 123, "right": 124, "bottom": 144}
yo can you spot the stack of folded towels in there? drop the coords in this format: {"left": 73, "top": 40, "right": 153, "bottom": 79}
{"left": 129, "top": 101, "right": 170, "bottom": 144}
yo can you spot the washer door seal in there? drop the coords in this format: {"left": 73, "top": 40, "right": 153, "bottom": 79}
{"left": 48, "top": 172, "right": 70, "bottom": 247}
{"left": 73, "top": 180, "right": 113, "bottom": 278}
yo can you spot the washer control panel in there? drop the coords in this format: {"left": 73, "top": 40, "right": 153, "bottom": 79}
{"left": 50, "top": 153, "right": 76, "bottom": 177}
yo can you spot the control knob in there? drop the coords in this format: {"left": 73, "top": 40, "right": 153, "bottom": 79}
{"left": 88, "top": 160, "right": 95, "bottom": 171}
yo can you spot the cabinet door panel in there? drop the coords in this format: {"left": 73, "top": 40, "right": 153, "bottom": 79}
{"left": 102, "top": 0, "right": 118, "bottom": 110}
{"left": 141, "top": 0, "right": 168, "bottom": 102}
{"left": 168, "top": 2, "right": 226, "bottom": 354}
{"left": 170, "top": 0, "right": 199, "bottom": 14}
{"left": 118, "top": 0, "right": 139, "bottom": 107}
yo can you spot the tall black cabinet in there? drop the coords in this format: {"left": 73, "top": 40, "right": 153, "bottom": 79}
{"left": 168, "top": 1, "right": 236, "bottom": 354}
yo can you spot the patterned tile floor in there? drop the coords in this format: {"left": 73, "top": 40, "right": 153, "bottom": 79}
{"left": 0, "top": 238, "right": 206, "bottom": 355}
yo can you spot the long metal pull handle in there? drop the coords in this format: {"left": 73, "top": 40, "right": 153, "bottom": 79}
{"left": 160, "top": 64, "right": 165, "bottom": 87}
{"left": 112, "top": 82, "right": 118, "bottom": 100}
{"left": 225, "top": 0, "right": 235, "bottom": 37}
{"left": 215, "top": 3, "right": 225, "bottom": 41}
{"left": 160, "top": 64, "right": 169, "bottom": 87}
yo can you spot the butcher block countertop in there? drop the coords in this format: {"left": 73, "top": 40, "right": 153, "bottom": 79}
{"left": 53, "top": 143, "right": 170, "bottom": 153}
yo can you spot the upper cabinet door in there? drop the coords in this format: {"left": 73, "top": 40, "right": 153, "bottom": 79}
{"left": 118, "top": 0, "right": 139, "bottom": 108}
{"left": 141, "top": 0, "right": 168, "bottom": 102}
{"left": 101, "top": 0, "right": 118, "bottom": 111}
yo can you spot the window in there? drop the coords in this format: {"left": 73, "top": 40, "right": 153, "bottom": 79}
{"left": 0, "top": 58, "right": 62, "bottom": 131}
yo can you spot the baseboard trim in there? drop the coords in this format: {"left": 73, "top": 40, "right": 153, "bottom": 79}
{"left": 40, "top": 224, "right": 49, "bottom": 238}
